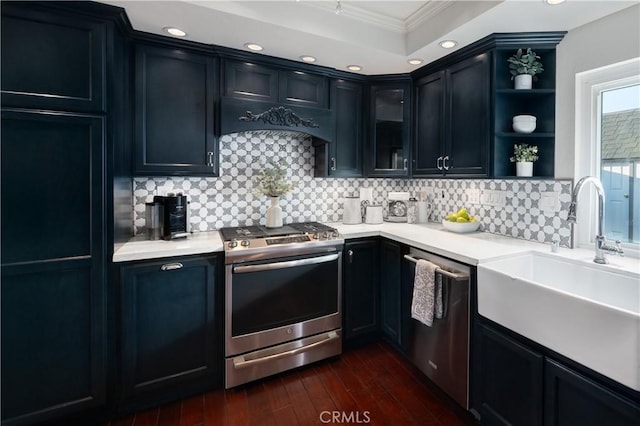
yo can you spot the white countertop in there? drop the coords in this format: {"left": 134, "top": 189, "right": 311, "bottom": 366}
{"left": 112, "top": 222, "right": 640, "bottom": 275}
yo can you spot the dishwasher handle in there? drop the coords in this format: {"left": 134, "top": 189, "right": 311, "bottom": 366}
{"left": 403, "top": 254, "right": 469, "bottom": 281}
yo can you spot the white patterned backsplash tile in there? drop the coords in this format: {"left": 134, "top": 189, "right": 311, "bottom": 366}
{"left": 133, "top": 132, "right": 573, "bottom": 247}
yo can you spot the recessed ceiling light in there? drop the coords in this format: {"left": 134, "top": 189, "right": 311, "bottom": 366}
{"left": 439, "top": 40, "right": 457, "bottom": 49}
{"left": 163, "top": 27, "right": 186, "bottom": 37}
{"left": 244, "top": 43, "right": 264, "bottom": 52}
{"left": 545, "top": 0, "right": 566, "bottom": 4}
{"left": 408, "top": 58, "right": 423, "bottom": 66}
{"left": 347, "top": 65, "right": 362, "bottom": 72}
{"left": 300, "top": 55, "right": 316, "bottom": 63}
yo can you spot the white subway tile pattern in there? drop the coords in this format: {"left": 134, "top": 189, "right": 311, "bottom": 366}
{"left": 133, "top": 132, "right": 573, "bottom": 247}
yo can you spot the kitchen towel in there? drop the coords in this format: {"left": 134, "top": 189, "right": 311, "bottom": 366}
{"left": 411, "top": 259, "right": 443, "bottom": 327}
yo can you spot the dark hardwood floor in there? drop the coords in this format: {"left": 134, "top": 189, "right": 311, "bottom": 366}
{"left": 105, "top": 341, "right": 477, "bottom": 426}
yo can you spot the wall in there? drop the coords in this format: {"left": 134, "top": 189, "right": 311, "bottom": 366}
{"left": 555, "top": 4, "right": 640, "bottom": 179}
{"left": 134, "top": 132, "right": 573, "bottom": 248}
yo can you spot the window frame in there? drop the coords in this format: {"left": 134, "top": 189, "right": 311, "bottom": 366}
{"left": 575, "top": 57, "right": 640, "bottom": 258}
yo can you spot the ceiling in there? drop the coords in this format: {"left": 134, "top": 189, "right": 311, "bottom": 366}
{"left": 101, "top": 0, "right": 639, "bottom": 75}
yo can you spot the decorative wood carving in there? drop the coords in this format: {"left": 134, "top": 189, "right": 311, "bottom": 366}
{"left": 239, "top": 106, "right": 319, "bottom": 128}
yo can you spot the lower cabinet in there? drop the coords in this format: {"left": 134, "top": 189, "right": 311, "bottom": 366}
{"left": 379, "top": 239, "right": 405, "bottom": 348}
{"left": 120, "top": 255, "right": 222, "bottom": 399}
{"left": 476, "top": 323, "right": 543, "bottom": 426}
{"left": 544, "top": 358, "right": 640, "bottom": 426}
{"left": 343, "top": 239, "right": 379, "bottom": 344}
{"left": 474, "top": 322, "right": 640, "bottom": 426}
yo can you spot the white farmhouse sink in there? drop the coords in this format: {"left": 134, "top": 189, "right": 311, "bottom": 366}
{"left": 477, "top": 251, "right": 640, "bottom": 391}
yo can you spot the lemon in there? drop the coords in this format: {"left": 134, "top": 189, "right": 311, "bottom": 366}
{"left": 456, "top": 217, "right": 469, "bottom": 223}
{"left": 446, "top": 213, "right": 458, "bottom": 222}
{"left": 457, "top": 208, "right": 470, "bottom": 220}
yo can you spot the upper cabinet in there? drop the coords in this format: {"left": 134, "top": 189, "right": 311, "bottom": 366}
{"left": 315, "top": 78, "right": 365, "bottom": 177}
{"left": 0, "top": 4, "right": 106, "bottom": 112}
{"left": 368, "top": 81, "right": 412, "bottom": 177}
{"left": 220, "top": 59, "right": 332, "bottom": 141}
{"left": 134, "top": 42, "right": 218, "bottom": 176}
{"left": 492, "top": 44, "right": 559, "bottom": 178}
{"left": 224, "top": 61, "right": 278, "bottom": 102}
{"left": 414, "top": 53, "right": 490, "bottom": 177}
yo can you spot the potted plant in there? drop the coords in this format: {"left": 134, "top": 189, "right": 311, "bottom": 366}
{"left": 508, "top": 48, "right": 544, "bottom": 89}
{"left": 252, "top": 159, "right": 297, "bottom": 228}
{"left": 510, "top": 143, "right": 539, "bottom": 177}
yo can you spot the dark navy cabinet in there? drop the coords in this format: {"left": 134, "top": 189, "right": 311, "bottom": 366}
{"left": 315, "top": 78, "right": 364, "bottom": 177}
{"left": 545, "top": 359, "right": 640, "bottom": 426}
{"left": 343, "top": 239, "right": 379, "bottom": 344}
{"left": 224, "top": 60, "right": 279, "bottom": 102}
{"left": 414, "top": 53, "right": 490, "bottom": 177}
{"left": 0, "top": 4, "right": 106, "bottom": 113}
{"left": 368, "top": 81, "right": 412, "bottom": 177}
{"left": 120, "top": 255, "right": 222, "bottom": 399}
{"left": 476, "top": 323, "right": 543, "bottom": 426}
{"left": 379, "top": 239, "right": 405, "bottom": 348}
{"left": 1, "top": 110, "right": 107, "bottom": 424}
{"left": 473, "top": 321, "right": 640, "bottom": 426}
{"left": 134, "top": 43, "right": 218, "bottom": 176}
{"left": 223, "top": 59, "right": 328, "bottom": 109}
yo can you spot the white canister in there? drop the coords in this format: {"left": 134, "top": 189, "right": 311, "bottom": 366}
{"left": 343, "top": 197, "right": 362, "bottom": 224}
{"left": 365, "top": 205, "right": 383, "bottom": 224}
{"left": 417, "top": 201, "right": 431, "bottom": 223}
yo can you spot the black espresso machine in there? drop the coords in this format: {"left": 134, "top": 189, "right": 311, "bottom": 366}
{"left": 145, "top": 193, "right": 190, "bottom": 240}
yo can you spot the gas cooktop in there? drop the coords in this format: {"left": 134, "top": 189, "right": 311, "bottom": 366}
{"left": 219, "top": 222, "right": 343, "bottom": 261}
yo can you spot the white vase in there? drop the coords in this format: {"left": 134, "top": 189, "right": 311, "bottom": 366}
{"left": 514, "top": 74, "right": 532, "bottom": 90}
{"left": 516, "top": 162, "right": 534, "bottom": 177}
{"left": 265, "top": 196, "right": 283, "bottom": 228}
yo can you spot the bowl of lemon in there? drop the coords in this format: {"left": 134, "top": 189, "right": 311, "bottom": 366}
{"left": 442, "top": 208, "right": 480, "bottom": 233}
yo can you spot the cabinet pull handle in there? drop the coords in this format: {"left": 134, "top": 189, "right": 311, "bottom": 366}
{"left": 347, "top": 249, "right": 354, "bottom": 264}
{"left": 161, "top": 263, "right": 184, "bottom": 271}
{"left": 207, "top": 151, "right": 215, "bottom": 167}
{"left": 331, "top": 157, "right": 337, "bottom": 171}
{"left": 403, "top": 158, "right": 408, "bottom": 171}
{"left": 443, "top": 156, "right": 450, "bottom": 170}
{"left": 437, "top": 156, "right": 443, "bottom": 170}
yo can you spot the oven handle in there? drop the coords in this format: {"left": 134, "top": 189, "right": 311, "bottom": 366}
{"left": 232, "top": 253, "right": 339, "bottom": 274}
{"left": 232, "top": 331, "right": 340, "bottom": 369}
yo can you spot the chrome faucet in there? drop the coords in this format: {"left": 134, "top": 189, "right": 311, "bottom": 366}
{"left": 567, "top": 176, "right": 624, "bottom": 264}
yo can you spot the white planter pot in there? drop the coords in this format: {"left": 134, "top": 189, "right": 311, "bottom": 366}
{"left": 516, "top": 162, "right": 534, "bottom": 177}
{"left": 265, "top": 196, "right": 283, "bottom": 228}
{"left": 514, "top": 74, "right": 532, "bottom": 90}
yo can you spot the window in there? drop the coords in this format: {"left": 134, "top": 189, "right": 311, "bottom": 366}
{"left": 599, "top": 84, "right": 640, "bottom": 244}
{"left": 575, "top": 58, "right": 640, "bottom": 256}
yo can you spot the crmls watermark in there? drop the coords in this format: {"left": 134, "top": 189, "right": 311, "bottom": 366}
{"left": 319, "top": 411, "right": 371, "bottom": 424}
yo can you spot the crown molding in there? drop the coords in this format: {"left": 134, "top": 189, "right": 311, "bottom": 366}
{"left": 406, "top": 1, "right": 456, "bottom": 32}
{"left": 302, "top": 1, "right": 407, "bottom": 34}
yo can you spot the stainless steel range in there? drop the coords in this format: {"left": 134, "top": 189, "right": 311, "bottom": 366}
{"left": 220, "top": 222, "right": 344, "bottom": 388}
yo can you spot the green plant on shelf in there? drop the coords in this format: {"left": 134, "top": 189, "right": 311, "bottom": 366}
{"left": 508, "top": 48, "right": 544, "bottom": 79}
{"left": 510, "top": 143, "right": 539, "bottom": 162}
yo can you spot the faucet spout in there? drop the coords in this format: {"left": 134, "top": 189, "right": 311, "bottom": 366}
{"left": 570, "top": 176, "right": 605, "bottom": 237}
{"left": 569, "top": 176, "right": 622, "bottom": 264}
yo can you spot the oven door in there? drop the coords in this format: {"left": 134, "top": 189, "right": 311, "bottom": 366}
{"left": 225, "top": 250, "right": 342, "bottom": 357}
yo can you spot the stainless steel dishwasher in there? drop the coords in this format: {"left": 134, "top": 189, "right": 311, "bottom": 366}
{"left": 403, "top": 247, "right": 471, "bottom": 409}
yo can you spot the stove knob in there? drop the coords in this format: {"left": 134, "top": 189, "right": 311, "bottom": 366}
{"left": 331, "top": 230, "right": 340, "bottom": 238}
{"left": 228, "top": 240, "right": 238, "bottom": 248}
{"left": 323, "top": 231, "right": 331, "bottom": 239}
{"left": 240, "top": 239, "right": 250, "bottom": 247}
{"left": 313, "top": 232, "right": 320, "bottom": 240}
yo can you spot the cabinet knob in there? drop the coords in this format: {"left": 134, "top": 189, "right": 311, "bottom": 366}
{"left": 161, "top": 263, "right": 184, "bottom": 271}
{"left": 347, "top": 249, "right": 354, "bottom": 264}
{"left": 207, "top": 151, "right": 215, "bottom": 168}
{"left": 437, "top": 156, "right": 443, "bottom": 170}
{"left": 331, "top": 157, "right": 337, "bottom": 171}
{"left": 443, "top": 156, "right": 450, "bottom": 170}
{"left": 403, "top": 158, "right": 408, "bottom": 171}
